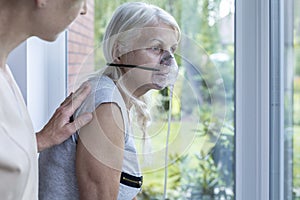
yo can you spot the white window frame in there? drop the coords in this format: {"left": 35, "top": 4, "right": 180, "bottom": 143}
{"left": 235, "top": 0, "right": 271, "bottom": 199}
{"left": 269, "top": 0, "right": 285, "bottom": 199}
{"left": 7, "top": 32, "right": 68, "bottom": 132}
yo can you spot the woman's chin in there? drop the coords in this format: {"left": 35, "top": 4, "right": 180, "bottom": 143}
{"left": 152, "top": 82, "right": 168, "bottom": 90}
{"left": 152, "top": 77, "right": 168, "bottom": 90}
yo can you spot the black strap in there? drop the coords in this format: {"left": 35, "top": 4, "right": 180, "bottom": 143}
{"left": 107, "top": 63, "right": 159, "bottom": 71}
{"left": 120, "top": 172, "right": 143, "bottom": 188}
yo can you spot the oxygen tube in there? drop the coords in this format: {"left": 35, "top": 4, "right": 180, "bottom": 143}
{"left": 163, "top": 85, "right": 174, "bottom": 200}
{"left": 162, "top": 52, "right": 177, "bottom": 199}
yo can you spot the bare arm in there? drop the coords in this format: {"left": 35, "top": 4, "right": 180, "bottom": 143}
{"left": 76, "top": 103, "right": 125, "bottom": 200}
{"left": 36, "top": 82, "right": 92, "bottom": 152}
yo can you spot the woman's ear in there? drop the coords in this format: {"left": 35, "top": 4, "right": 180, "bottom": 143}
{"left": 35, "top": 0, "right": 48, "bottom": 8}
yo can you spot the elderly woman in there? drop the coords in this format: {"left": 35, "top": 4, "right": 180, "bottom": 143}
{"left": 0, "top": 0, "right": 93, "bottom": 199}
{"left": 39, "top": 2, "right": 181, "bottom": 200}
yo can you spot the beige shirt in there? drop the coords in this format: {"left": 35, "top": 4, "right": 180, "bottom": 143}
{"left": 0, "top": 65, "right": 38, "bottom": 200}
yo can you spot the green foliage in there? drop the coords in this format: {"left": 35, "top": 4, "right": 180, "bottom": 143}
{"left": 294, "top": 126, "right": 300, "bottom": 188}
{"left": 295, "top": 78, "right": 300, "bottom": 93}
{"left": 193, "top": 152, "right": 220, "bottom": 197}
{"left": 294, "top": 92, "right": 300, "bottom": 126}
{"left": 138, "top": 154, "right": 188, "bottom": 200}
{"left": 139, "top": 150, "right": 234, "bottom": 199}
{"left": 159, "top": 88, "right": 170, "bottom": 112}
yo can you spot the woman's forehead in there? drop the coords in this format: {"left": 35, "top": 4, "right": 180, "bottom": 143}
{"left": 134, "top": 26, "right": 178, "bottom": 47}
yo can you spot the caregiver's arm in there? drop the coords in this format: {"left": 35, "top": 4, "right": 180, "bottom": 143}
{"left": 76, "top": 103, "right": 124, "bottom": 200}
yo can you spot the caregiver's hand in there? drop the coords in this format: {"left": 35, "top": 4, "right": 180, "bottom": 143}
{"left": 36, "top": 82, "right": 93, "bottom": 152}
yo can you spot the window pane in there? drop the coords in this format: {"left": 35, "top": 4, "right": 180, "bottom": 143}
{"left": 284, "top": 0, "right": 300, "bottom": 199}
{"left": 284, "top": 0, "right": 294, "bottom": 198}
{"left": 294, "top": 0, "right": 300, "bottom": 197}
{"left": 287, "top": 0, "right": 300, "bottom": 199}
{"left": 94, "top": 0, "right": 235, "bottom": 199}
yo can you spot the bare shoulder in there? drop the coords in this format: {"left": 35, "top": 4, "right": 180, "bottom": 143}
{"left": 76, "top": 102, "right": 125, "bottom": 170}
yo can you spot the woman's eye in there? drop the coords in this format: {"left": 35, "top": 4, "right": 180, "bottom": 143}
{"left": 171, "top": 46, "right": 177, "bottom": 53}
{"left": 150, "top": 46, "right": 162, "bottom": 53}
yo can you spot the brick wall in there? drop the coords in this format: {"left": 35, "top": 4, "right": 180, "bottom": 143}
{"left": 67, "top": 0, "right": 95, "bottom": 93}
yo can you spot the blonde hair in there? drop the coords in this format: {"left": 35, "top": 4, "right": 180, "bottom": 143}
{"left": 102, "top": 2, "right": 181, "bottom": 145}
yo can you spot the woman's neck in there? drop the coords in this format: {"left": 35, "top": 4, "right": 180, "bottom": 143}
{"left": 116, "top": 79, "right": 149, "bottom": 110}
{"left": 116, "top": 83, "right": 134, "bottom": 110}
{"left": 0, "top": 4, "right": 30, "bottom": 69}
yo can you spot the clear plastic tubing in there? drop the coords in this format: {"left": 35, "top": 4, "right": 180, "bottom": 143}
{"left": 163, "top": 85, "right": 174, "bottom": 200}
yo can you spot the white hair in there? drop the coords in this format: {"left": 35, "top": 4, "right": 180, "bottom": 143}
{"left": 103, "top": 2, "right": 181, "bottom": 63}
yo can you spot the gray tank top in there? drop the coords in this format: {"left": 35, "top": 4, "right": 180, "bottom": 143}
{"left": 38, "top": 75, "right": 142, "bottom": 200}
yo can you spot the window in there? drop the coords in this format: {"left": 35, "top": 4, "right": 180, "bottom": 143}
{"left": 238, "top": 0, "right": 300, "bottom": 199}
{"left": 270, "top": 0, "right": 300, "bottom": 199}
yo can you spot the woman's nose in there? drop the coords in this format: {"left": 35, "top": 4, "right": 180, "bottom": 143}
{"left": 80, "top": 1, "right": 87, "bottom": 15}
{"left": 160, "top": 50, "right": 174, "bottom": 66}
